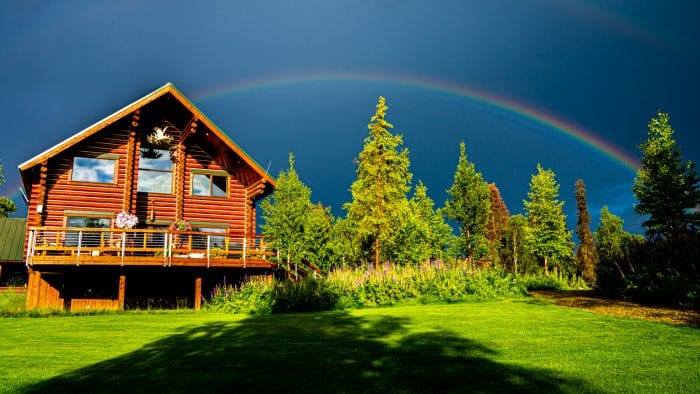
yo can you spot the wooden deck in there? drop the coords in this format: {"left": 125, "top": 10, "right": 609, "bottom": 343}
{"left": 26, "top": 227, "right": 277, "bottom": 269}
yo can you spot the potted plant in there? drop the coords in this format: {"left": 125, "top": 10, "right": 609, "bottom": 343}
{"left": 115, "top": 211, "right": 139, "bottom": 229}
{"left": 170, "top": 219, "right": 191, "bottom": 232}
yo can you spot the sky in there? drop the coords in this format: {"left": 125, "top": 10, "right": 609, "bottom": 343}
{"left": 1, "top": 0, "right": 699, "bottom": 236}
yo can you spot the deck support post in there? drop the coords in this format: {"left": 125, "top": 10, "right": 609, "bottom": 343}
{"left": 118, "top": 274, "right": 126, "bottom": 310}
{"left": 26, "top": 269, "right": 39, "bottom": 309}
{"left": 194, "top": 276, "right": 202, "bottom": 311}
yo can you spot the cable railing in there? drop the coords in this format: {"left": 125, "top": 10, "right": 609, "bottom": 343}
{"left": 25, "top": 227, "right": 271, "bottom": 267}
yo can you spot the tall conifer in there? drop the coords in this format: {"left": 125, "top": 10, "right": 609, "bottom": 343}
{"left": 575, "top": 179, "right": 597, "bottom": 285}
{"left": 524, "top": 164, "right": 574, "bottom": 276}
{"left": 344, "top": 97, "right": 412, "bottom": 267}
{"left": 633, "top": 112, "right": 700, "bottom": 241}
{"left": 444, "top": 142, "right": 491, "bottom": 260}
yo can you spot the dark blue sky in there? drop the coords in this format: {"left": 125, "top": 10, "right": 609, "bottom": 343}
{"left": 1, "top": 1, "right": 698, "bottom": 235}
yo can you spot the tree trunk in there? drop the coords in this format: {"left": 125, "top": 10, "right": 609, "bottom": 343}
{"left": 287, "top": 250, "right": 291, "bottom": 280}
{"left": 513, "top": 229, "right": 518, "bottom": 275}
{"left": 374, "top": 237, "right": 380, "bottom": 270}
{"left": 544, "top": 256, "right": 549, "bottom": 277}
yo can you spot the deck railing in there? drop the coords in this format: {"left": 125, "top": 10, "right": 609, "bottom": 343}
{"left": 26, "top": 226, "right": 272, "bottom": 267}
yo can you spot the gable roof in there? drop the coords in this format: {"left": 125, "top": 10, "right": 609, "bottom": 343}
{"left": 0, "top": 218, "right": 26, "bottom": 262}
{"left": 18, "top": 83, "right": 275, "bottom": 187}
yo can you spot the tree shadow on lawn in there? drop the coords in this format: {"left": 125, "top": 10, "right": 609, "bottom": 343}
{"left": 24, "top": 312, "right": 596, "bottom": 393}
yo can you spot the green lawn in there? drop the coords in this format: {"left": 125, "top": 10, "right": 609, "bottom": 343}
{"left": 1, "top": 300, "right": 698, "bottom": 393}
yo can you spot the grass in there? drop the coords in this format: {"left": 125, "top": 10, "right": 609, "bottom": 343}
{"left": 1, "top": 300, "right": 698, "bottom": 393}
{"left": 0, "top": 290, "right": 25, "bottom": 315}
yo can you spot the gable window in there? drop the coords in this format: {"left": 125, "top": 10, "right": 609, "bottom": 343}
{"left": 71, "top": 157, "right": 116, "bottom": 183}
{"left": 191, "top": 171, "right": 228, "bottom": 197}
{"left": 138, "top": 148, "right": 173, "bottom": 193}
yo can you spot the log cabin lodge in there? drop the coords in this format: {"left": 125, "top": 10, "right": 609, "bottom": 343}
{"left": 19, "top": 83, "right": 277, "bottom": 311}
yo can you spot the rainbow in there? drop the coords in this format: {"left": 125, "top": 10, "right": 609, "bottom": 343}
{"left": 193, "top": 72, "right": 640, "bottom": 173}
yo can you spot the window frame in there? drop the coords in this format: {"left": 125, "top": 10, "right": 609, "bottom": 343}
{"left": 137, "top": 147, "right": 174, "bottom": 194}
{"left": 190, "top": 223, "right": 229, "bottom": 249}
{"left": 70, "top": 154, "right": 119, "bottom": 185}
{"left": 63, "top": 211, "right": 113, "bottom": 247}
{"left": 190, "top": 169, "right": 229, "bottom": 198}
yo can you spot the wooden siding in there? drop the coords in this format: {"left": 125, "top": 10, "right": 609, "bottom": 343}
{"left": 70, "top": 298, "right": 120, "bottom": 311}
{"left": 42, "top": 127, "right": 131, "bottom": 228}
{"left": 182, "top": 143, "right": 248, "bottom": 232}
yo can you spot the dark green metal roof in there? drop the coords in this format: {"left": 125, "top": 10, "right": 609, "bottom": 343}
{"left": 0, "top": 218, "right": 26, "bottom": 262}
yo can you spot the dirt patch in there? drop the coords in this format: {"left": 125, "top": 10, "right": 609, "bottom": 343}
{"left": 530, "top": 290, "right": 700, "bottom": 327}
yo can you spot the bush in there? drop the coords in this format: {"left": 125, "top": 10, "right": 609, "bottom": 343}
{"left": 520, "top": 275, "right": 589, "bottom": 291}
{"left": 206, "top": 262, "right": 527, "bottom": 314}
{"left": 596, "top": 233, "right": 700, "bottom": 308}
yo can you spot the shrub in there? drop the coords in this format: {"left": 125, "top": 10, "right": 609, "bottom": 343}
{"left": 520, "top": 275, "right": 588, "bottom": 291}
{"left": 206, "top": 262, "right": 527, "bottom": 314}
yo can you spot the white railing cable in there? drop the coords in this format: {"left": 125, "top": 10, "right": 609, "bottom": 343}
{"left": 76, "top": 231, "right": 82, "bottom": 266}
{"left": 243, "top": 235, "right": 247, "bottom": 269}
{"left": 26, "top": 230, "right": 35, "bottom": 266}
{"left": 121, "top": 232, "right": 126, "bottom": 266}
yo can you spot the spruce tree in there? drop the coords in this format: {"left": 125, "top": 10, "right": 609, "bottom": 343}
{"left": 524, "top": 164, "right": 574, "bottom": 276}
{"left": 633, "top": 112, "right": 700, "bottom": 241}
{"left": 344, "top": 97, "right": 412, "bottom": 267}
{"left": 444, "top": 142, "right": 491, "bottom": 260}
{"left": 575, "top": 179, "right": 597, "bottom": 286}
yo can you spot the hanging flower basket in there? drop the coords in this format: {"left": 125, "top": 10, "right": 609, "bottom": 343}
{"left": 115, "top": 211, "right": 139, "bottom": 229}
{"left": 170, "top": 219, "right": 191, "bottom": 232}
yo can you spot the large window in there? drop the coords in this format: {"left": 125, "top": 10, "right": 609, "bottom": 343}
{"left": 192, "top": 172, "right": 228, "bottom": 197}
{"left": 138, "top": 148, "right": 173, "bottom": 193}
{"left": 71, "top": 157, "right": 116, "bottom": 183}
{"left": 65, "top": 216, "right": 111, "bottom": 247}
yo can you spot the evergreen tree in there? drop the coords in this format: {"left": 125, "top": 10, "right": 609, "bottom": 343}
{"left": 0, "top": 162, "right": 17, "bottom": 217}
{"left": 575, "top": 179, "right": 597, "bottom": 286}
{"left": 524, "top": 164, "right": 574, "bottom": 276}
{"left": 633, "top": 112, "right": 700, "bottom": 241}
{"left": 486, "top": 183, "right": 510, "bottom": 264}
{"left": 443, "top": 142, "right": 491, "bottom": 260}
{"left": 261, "top": 153, "right": 328, "bottom": 272}
{"left": 344, "top": 97, "right": 412, "bottom": 267}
